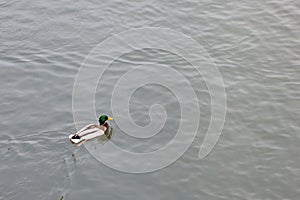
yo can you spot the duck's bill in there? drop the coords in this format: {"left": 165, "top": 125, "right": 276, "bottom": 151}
{"left": 108, "top": 117, "right": 113, "bottom": 121}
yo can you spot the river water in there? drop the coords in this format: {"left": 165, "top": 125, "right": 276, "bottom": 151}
{"left": 1, "top": 0, "right": 299, "bottom": 199}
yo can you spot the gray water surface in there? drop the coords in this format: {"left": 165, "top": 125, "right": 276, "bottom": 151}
{"left": 1, "top": 0, "right": 300, "bottom": 199}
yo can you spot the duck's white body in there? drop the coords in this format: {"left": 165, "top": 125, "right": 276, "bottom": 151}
{"left": 69, "top": 124, "right": 105, "bottom": 144}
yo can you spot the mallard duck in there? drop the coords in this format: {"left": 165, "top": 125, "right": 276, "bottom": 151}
{"left": 69, "top": 115, "right": 113, "bottom": 146}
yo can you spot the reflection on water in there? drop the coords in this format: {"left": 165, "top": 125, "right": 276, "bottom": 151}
{"left": 97, "top": 127, "right": 113, "bottom": 143}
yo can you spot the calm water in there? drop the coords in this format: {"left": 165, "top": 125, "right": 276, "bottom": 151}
{"left": 1, "top": 0, "right": 300, "bottom": 199}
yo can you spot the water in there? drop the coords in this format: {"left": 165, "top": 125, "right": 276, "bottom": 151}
{"left": 1, "top": 0, "right": 299, "bottom": 199}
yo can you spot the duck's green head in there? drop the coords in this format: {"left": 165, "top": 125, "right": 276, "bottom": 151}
{"left": 99, "top": 115, "right": 113, "bottom": 125}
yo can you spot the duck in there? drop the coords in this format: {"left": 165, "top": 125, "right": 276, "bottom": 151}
{"left": 69, "top": 115, "right": 113, "bottom": 147}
